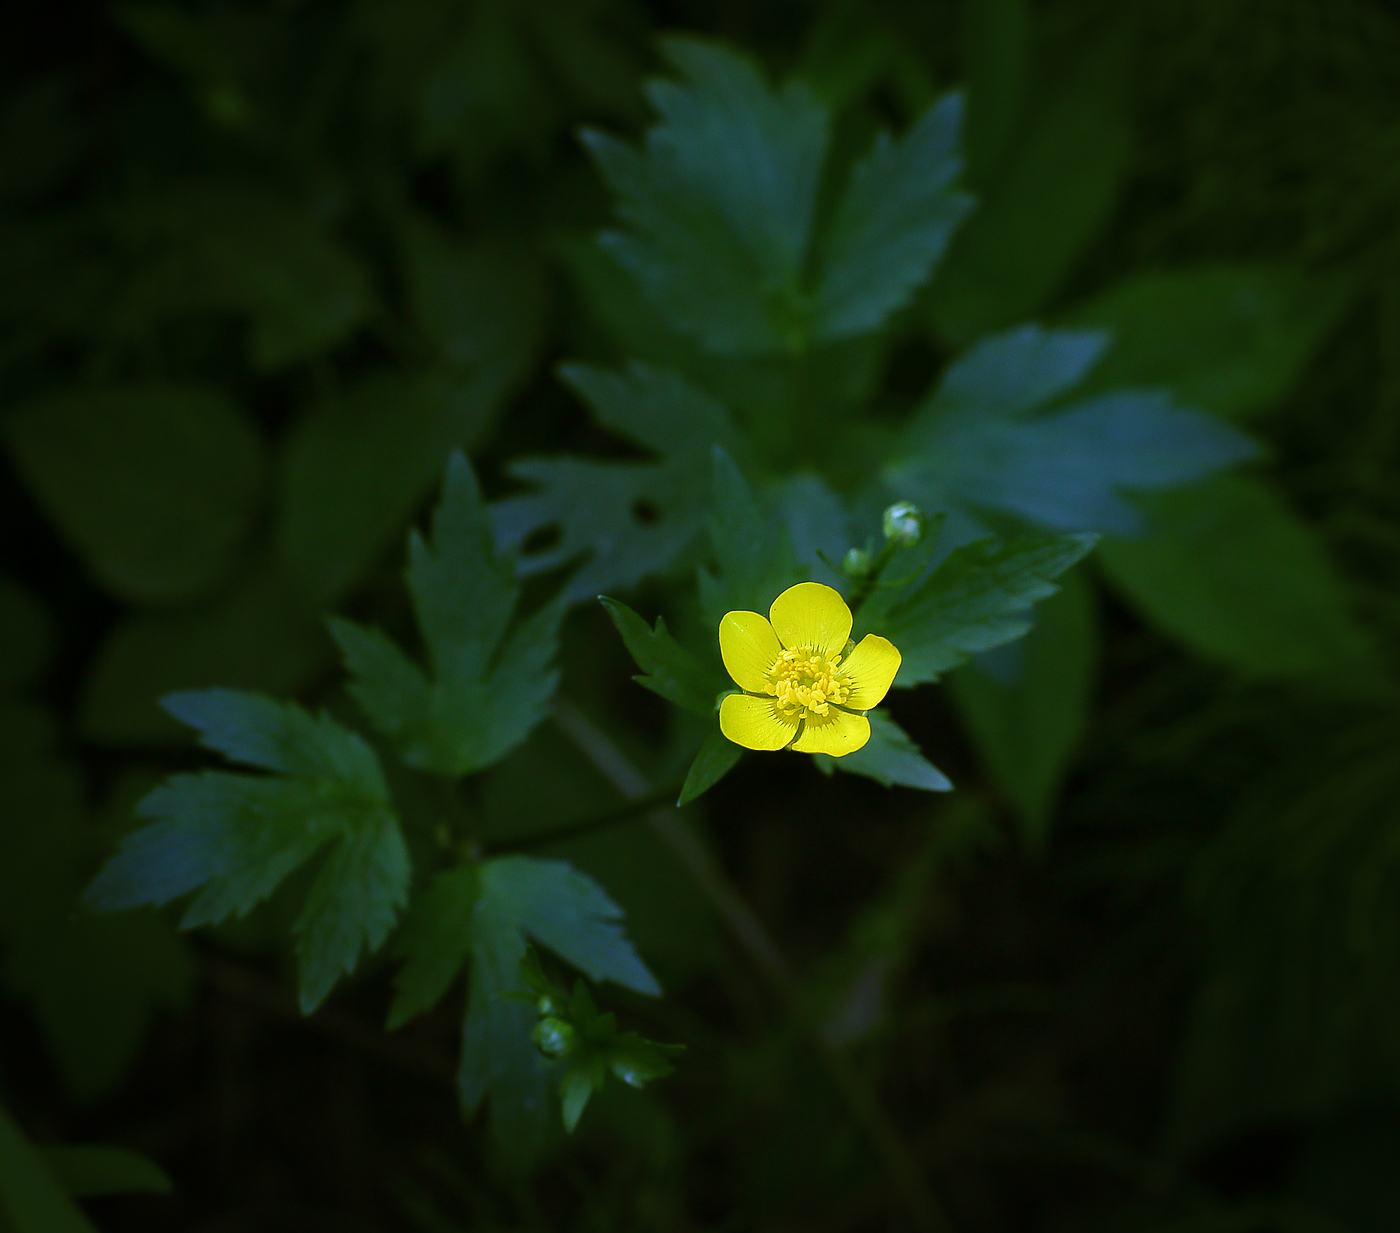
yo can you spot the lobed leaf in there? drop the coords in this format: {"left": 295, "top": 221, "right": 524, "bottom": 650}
{"left": 87, "top": 692, "right": 408, "bottom": 1012}
{"left": 813, "top": 92, "right": 974, "bottom": 341}
{"left": 333, "top": 452, "right": 562, "bottom": 778}
{"left": 876, "top": 533, "right": 1097, "bottom": 685}
{"left": 600, "top": 597, "right": 719, "bottom": 716}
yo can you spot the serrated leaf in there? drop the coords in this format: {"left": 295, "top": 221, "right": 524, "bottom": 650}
{"left": 583, "top": 38, "right": 828, "bottom": 354}
{"left": 333, "top": 453, "right": 562, "bottom": 777}
{"left": 5, "top": 384, "right": 264, "bottom": 605}
{"left": 678, "top": 729, "right": 743, "bottom": 806}
{"left": 1099, "top": 474, "right": 1376, "bottom": 680}
{"left": 493, "top": 364, "right": 738, "bottom": 600}
{"left": 600, "top": 597, "right": 719, "bottom": 716}
{"left": 813, "top": 92, "right": 974, "bottom": 341}
{"left": 948, "top": 569, "right": 1096, "bottom": 839}
{"left": 816, "top": 710, "right": 951, "bottom": 791}
{"left": 888, "top": 324, "right": 1259, "bottom": 535}
{"left": 874, "top": 533, "right": 1097, "bottom": 685}
{"left": 395, "top": 854, "right": 655, "bottom": 1157}
{"left": 87, "top": 690, "right": 408, "bottom": 1012}
{"left": 484, "top": 856, "right": 660, "bottom": 996}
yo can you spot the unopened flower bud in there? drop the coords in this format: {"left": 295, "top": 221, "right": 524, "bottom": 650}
{"left": 843, "top": 547, "right": 873, "bottom": 578}
{"left": 533, "top": 1017, "right": 576, "bottom": 1058}
{"left": 882, "top": 502, "right": 926, "bottom": 546}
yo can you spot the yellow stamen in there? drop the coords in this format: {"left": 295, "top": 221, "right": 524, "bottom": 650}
{"left": 765, "top": 644, "right": 852, "bottom": 719}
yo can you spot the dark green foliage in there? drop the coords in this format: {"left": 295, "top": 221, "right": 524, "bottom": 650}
{"left": 870, "top": 532, "right": 1098, "bottom": 685}
{"left": 518, "top": 948, "right": 682, "bottom": 1133}
{"left": 332, "top": 452, "right": 562, "bottom": 776}
{"left": 494, "top": 365, "right": 738, "bottom": 598}
{"left": 599, "top": 597, "right": 721, "bottom": 717}
{"left": 1100, "top": 474, "right": 1375, "bottom": 680}
{"left": 888, "top": 323, "right": 1260, "bottom": 535}
{"left": 5, "top": 385, "right": 264, "bottom": 605}
{"left": 0, "top": 1104, "right": 98, "bottom": 1233}
{"left": 947, "top": 569, "right": 1096, "bottom": 838}
{"left": 391, "top": 857, "right": 659, "bottom": 1156}
{"left": 677, "top": 730, "right": 743, "bottom": 806}
{"left": 88, "top": 690, "right": 409, "bottom": 1012}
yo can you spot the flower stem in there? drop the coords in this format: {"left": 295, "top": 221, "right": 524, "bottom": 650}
{"left": 551, "top": 696, "right": 955, "bottom": 1233}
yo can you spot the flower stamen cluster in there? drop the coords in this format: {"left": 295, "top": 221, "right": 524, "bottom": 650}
{"left": 717, "top": 582, "right": 901, "bottom": 757}
{"left": 768, "top": 645, "right": 852, "bottom": 717}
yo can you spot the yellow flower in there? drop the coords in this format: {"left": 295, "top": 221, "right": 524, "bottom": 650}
{"left": 717, "top": 582, "right": 901, "bottom": 757}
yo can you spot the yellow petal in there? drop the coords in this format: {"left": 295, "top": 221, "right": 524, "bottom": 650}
{"left": 718, "top": 610, "right": 782, "bottom": 691}
{"left": 768, "top": 582, "right": 852, "bottom": 657}
{"left": 841, "top": 635, "right": 902, "bottom": 709}
{"left": 790, "top": 709, "right": 870, "bottom": 757}
{"left": 719, "top": 694, "right": 801, "bottom": 751}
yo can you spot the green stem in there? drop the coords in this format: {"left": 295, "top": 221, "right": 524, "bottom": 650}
{"left": 550, "top": 697, "right": 954, "bottom": 1233}
{"left": 489, "top": 784, "right": 683, "bottom": 854}
{"left": 846, "top": 537, "right": 902, "bottom": 616}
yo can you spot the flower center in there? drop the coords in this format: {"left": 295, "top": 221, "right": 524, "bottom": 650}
{"left": 766, "top": 645, "right": 851, "bottom": 718}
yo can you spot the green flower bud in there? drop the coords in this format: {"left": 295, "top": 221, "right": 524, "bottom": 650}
{"left": 533, "top": 1017, "right": 576, "bottom": 1059}
{"left": 843, "top": 547, "right": 873, "bottom": 578}
{"left": 882, "top": 502, "right": 926, "bottom": 546}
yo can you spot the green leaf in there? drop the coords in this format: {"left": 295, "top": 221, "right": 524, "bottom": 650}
{"left": 493, "top": 363, "right": 738, "bottom": 600}
{"left": 387, "top": 864, "right": 479, "bottom": 1030}
{"left": 812, "top": 92, "right": 973, "bottom": 341}
{"left": 87, "top": 690, "right": 409, "bottom": 1012}
{"left": 78, "top": 564, "right": 328, "bottom": 746}
{"left": 698, "top": 448, "right": 805, "bottom": 623}
{"left": 583, "top": 37, "right": 829, "bottom": 354}
{"left": 276, "top": 374, "right": 498, "bottom": 609}
{"left": 560, "top": 1069, "right": 594, "bottom": 1133}
{"left": 947, "top": 569, "right": 1096, "bottom": 840}
{"left": 333, "top": 453, "right": 562, "bottom": 777}
{"left": 484, "top": 856, "right": 661, "bottom": 996}
{"left": 0, "top": 1105, "right": 98, "bottom": 1233}
{"left": 599, "top": 597, "right": 719, "bottom": 716}
{"left": 875, "top": 533, "right": 1098, "bottom": 685}
{"left": 393, "top": 855, "right": 656, "bottom": 1158}
{"left": 929, "top": 35, "right": 1130, "bottom": 340}
{"left": 816, "top": 711, "right": 951, "bottom": 792}
{"left": 678, "top": 729, "right": 744, "bottom": 806}
{"left": 888, "top": 324, "right": 1259, "bottom": 534}
{"left": 1099, "top": 474, "right": 1376, "bottom": 680}
{"left": 5, "top": 384, "right": 264, "bottom": 604}
{"left": 40, "top": 1146, "right": 172, "bottom": 1198}
{"left": 1063, "top": 263, "right": 1351, "bottom": 420}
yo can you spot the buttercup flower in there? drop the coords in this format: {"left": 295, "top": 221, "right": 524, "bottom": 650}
{"left": 718, "top": 582, "right": 901, "bottom": 757}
